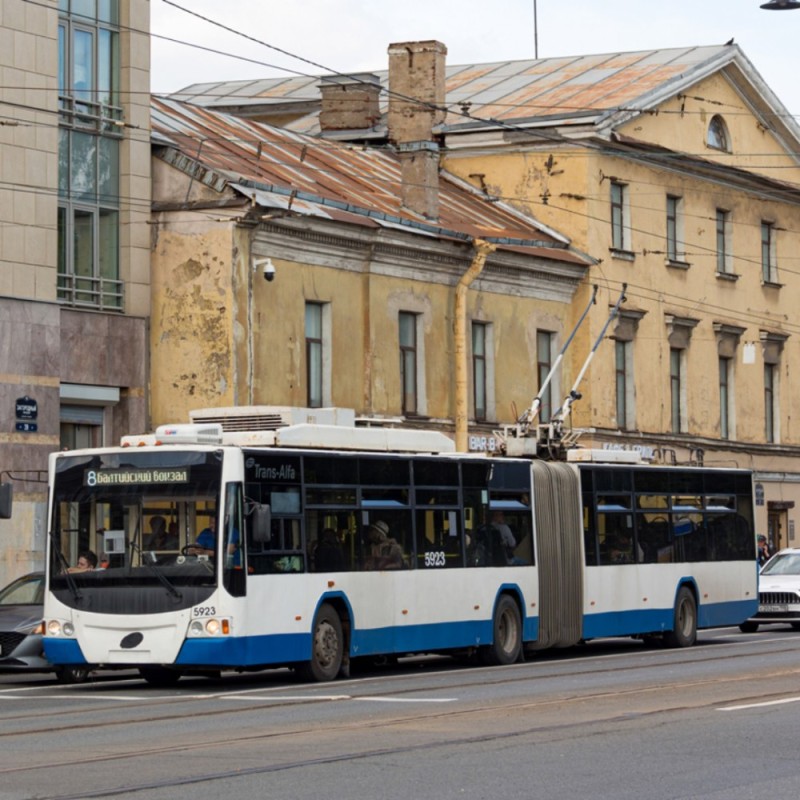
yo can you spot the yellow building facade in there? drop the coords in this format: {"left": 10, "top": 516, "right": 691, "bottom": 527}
{"left": 441, "top": 51, "right": 800, "bottom": 548}
{"left": 149, "top": 95, "right": 590, "bottom": 457}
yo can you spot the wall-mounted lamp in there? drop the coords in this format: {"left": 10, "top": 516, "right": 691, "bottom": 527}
{"left": 253, "top": 257, "right": 276, "bottom": 282}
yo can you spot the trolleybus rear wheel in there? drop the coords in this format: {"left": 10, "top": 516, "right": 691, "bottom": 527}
{"left": 663, "top": 586, "right": 697, "bottom": 648}
{"left": 483, "top": 594, "right": 522, "bottom": 665}
{"left": 298, "top": 603, "right": 344, "bottom": 682}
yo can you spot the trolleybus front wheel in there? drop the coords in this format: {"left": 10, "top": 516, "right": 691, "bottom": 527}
{"left": 298, "top": 603, "right": 344, "bottom": 682}
{"left": 139, "top": 666, "right": 182, "bottom": 687}
{"left": 739, "top": 621, "right": 759, "bottom": 633}
{"left": 482, "top": 594, "right": 522, "bottom": 665}
{"left": 663, "top": 586, "right": 697, "bottom": 648}
{"left": 54, "top": 665, "right": 91, "bottom": 684}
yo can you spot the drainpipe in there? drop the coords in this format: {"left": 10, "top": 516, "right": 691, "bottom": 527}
{"left": 455, "top": 239, "right": 496, "bottom": 452}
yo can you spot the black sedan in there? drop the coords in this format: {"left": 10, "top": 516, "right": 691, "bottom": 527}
{"left": 0, "top": 572, "right": 89, "bottom": 683}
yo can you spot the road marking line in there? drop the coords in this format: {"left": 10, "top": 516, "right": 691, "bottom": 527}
{"left": 224, "top": 694, "right": 352, "bottom": 702}
{"left": 719, "top": 696, "right": 800, "bottom": 711}
{"left": 0, "top": 694, "right": 147, "bottom": 701}
{"left": 360, "top": 696, "right": 456, "bottom": 703}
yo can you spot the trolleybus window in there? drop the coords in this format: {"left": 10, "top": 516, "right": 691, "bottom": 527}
{"left": 583, "top": 466, "right": 754, "bottom": 567}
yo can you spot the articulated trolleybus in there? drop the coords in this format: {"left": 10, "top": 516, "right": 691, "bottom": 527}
{"left": 43, "top": 407, "right": 757, "bottom": 685}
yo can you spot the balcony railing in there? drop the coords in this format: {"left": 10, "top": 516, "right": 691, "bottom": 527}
{"left": 57, "top": 273, "right": 123, "bottom": 312}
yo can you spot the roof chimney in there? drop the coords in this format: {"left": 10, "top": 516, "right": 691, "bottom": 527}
{"left": 319, "top": 74, "right": 382, "bottom": 132}
{"left": 387, "top": 41, "right": 447, "bottom": 220}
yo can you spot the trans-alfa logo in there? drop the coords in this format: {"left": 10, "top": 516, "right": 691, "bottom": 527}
{"left": 245, "top": 458, "right": 296, "bottom": 480}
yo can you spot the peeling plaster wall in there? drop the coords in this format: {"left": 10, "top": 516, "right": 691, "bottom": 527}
{"left": 150, "top": 215, "right": 238, "bottom": 426}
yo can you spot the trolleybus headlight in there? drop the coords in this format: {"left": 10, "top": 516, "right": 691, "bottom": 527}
{"left": 189, "top": 620, "right": 204, "bottom": 636}
{"left": 205, "top": 619, "right": 220, "bottom": 635}
{"left": 62, "top": 622, "right": 75, "bottom": 637}
{"left": 47, "top": 620, "right": 62, "bottom": 636}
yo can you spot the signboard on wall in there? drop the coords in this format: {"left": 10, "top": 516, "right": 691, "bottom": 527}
{"left": 15, "top": 396, "right": 37, "bottom": 420}
{"left": 14, "top": 396, "right": 38, "bottom": 433}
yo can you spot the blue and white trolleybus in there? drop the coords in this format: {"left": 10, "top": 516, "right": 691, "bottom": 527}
{"left": 43, "top": 407, "right": 758, "bottom": 685}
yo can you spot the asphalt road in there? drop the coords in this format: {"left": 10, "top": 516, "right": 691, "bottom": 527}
{"left": 1, "top": 626, "right": 799, "bottom": 800}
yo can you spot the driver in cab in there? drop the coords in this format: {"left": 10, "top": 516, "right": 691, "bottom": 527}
{"left": 188, "top": 517, "right": 216, "bottom": 556}
{"left": 187, "top": 517, "right": 241, "bottom": 566}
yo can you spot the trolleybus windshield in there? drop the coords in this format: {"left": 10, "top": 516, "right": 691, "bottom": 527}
{"left": 49, "top": 449, "right": 223, "bottom": 614}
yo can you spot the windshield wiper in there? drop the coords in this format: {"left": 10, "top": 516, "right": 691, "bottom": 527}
{"left": 49, "top": 531, "right": 83, "bottom": 603}
{"left": 127, "top": 537, "right": 183, "bottom": 602}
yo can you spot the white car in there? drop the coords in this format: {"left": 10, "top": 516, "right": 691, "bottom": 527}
{"left": 740, "top": 548, "right": 800, "bottom": 633}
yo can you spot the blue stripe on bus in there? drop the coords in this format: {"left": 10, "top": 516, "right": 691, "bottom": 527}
{"left": 582, "top": 599, "right": 757, "bottom": 639}
{"left": 178, "top": 586, "right": 539, "bottom": 666}
{"left": 43, "top": 638, "right": 88, "bottom": 664}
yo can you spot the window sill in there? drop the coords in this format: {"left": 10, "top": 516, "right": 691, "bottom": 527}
{"left": 715, "top": 271, "right": 740, "bottom": 282}
{"left": 666, "top": 259, "right": 691, "bottom": 270}
{"left": 610, "top": 248, "right": 635, "bottom": 262}
{"left": 762, "top": 280, "right": 783, "bottom": 289}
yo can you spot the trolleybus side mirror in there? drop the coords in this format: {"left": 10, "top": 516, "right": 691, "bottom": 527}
{"left": 0, "top": 483, "right": 12, "bottom": 519}
{"left": 251, "top": 504, "right": 272, "bottom": 543}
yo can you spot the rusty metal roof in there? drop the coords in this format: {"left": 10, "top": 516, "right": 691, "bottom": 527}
{"left": 169, "top": 45, "right": 751, "bottom": 135}
{"left": 151, "top": 96, "right": 591, "bottom": 264}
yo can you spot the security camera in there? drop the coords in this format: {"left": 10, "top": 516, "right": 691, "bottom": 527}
{"left": 253, "top": 257, "right": 276, "bottom": 282}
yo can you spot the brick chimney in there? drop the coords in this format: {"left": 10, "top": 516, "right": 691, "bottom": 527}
{"left": 387, "top": 41, "right": 447, "bottom": 220}
{"left": 319, "top": 74, "right": 382, "bottom": 132}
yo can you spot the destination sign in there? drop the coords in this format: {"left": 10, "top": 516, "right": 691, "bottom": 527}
{"left": 84, "top": 467, "right": 190, "bottom": 487}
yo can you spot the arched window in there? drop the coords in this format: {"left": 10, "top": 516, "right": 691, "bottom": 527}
{"left": 707, "top": 115, "right": 730, "bottom": 152}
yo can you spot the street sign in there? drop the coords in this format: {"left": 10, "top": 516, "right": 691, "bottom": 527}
{"left": 15, "top": 396, "right": 37, "bottom": 421}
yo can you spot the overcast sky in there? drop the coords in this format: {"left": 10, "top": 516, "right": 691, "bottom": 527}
{"left": 150, "top": 0, "right": 800, "bottom": 117}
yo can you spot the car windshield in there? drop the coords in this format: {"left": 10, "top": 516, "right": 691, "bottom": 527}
{"left": 0, "top": 574, "right": 43, "bottom": 605}
{"left": 761, "top": 552, "right": 800, "bottom": 576}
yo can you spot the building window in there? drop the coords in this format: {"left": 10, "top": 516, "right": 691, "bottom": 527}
{"left": 399, "top": 312, "right": 419, "bottom": 415}
{"left": 60, "top": 414, "right": 103, "bottom": 450}
{"left": 719, "top": 356, "right": 731, "bottom": 440}
{"left": 615, "top": 340, "right": 634, "bottom": 430}
{"left": 716, "top": 209, "right": 732, "bottom": 275}
{"left": 765, "top": 363, "right": 776, "bottom": 444}
{"left": 537, "top": 330, "right": 554, "bottom": 422}
{"left": 670, "top": 348, "right": 684, "bottom": 434}
{"left": 57, "top": 3, "right": 123, "bottom": 311}
{"left": 761, "top": 222, "right": 778, "bottom": 284}
{"left": 472, "top": 323, "right": 487, "bottom": 421}
{"left": 610, "top": 181, "right": 630, "bottom": 252}
{"left": 707, "top": 115, "right": 730, "bottom": 152}
{"left": 666, "top": 195, "right": 685, "bottom": 264}
{"left": 59, "top": 383, "right": 119, "bottom": 449}
{"left": 305, "top": 302, "right": 324, "bottom": 408}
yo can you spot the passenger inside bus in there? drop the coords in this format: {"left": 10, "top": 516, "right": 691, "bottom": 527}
{"left": 312, "top": 527, "right": 345, "bottom": 572}
{"left": 364, "top": 521, "right": 405, "bottom": 570}
{"left": 491, "top": 511, "right": 517, "bottom": 565}
{"left": 67, "top": 550, "right": 98, "bottom": 572}
{"left": 145, "top": 516, "right": 178, "bottom": 551}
